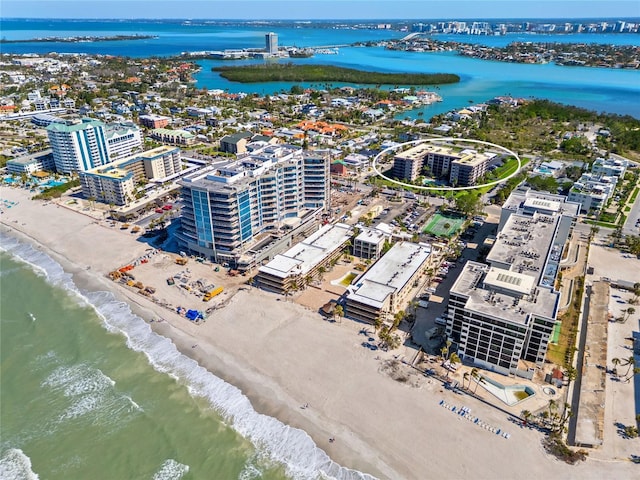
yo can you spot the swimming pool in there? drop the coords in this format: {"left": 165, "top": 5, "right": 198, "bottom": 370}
{"left": 3, "top": 177, "right": 17, "bottom": 184}
{"left": 41, "top": 180, "right": 66, "bottom": 187}
{"left": 477, "top": 375, "right": 536, "bottom": 406}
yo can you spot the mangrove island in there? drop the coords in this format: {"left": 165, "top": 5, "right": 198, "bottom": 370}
{"left": 213, "top": 63, "right": 460, "bottom": 85}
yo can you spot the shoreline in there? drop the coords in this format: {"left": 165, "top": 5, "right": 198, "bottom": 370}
{"left": 1, "top": 187, "right": 637, "bottom": 480}
{"left": 0, "top": 191, "right": 392, "bottom": 479}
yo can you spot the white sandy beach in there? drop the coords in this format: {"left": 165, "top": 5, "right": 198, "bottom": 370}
{"left": 1, "top": 186, "right": 637, "bottom": 480}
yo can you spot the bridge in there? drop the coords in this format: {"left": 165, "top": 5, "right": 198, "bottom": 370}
{"left": 400, "top": 32, "right": 423, "bottom": 41}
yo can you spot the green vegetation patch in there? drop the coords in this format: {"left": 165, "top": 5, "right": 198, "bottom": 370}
{"left": 214, "top": 63, "right": 460, "bottom": 85}
{"left": 32, "top": 179, "right": 80, "bottom": 200}
{"left": 547, "top": 276, "right": 584, "bottom": 367}
{"left": 424, "top": 213, "right": 465, "bottom": 237}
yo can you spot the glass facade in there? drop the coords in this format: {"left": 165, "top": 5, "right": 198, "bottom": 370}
{"left": 192, "top": 189, "right": 214, "bottom": 249}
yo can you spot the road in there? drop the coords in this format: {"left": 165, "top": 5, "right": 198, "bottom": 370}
{"left": 622, "top": 184, "right": 640, "bottom": 236}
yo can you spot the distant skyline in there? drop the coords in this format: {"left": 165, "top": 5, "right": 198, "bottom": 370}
{"left": 2, "top": 0, "right": 640, "bottom": 20}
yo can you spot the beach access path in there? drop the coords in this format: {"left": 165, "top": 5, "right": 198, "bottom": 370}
{"left": 1, "top": 186, "right": 637, "bottom": 480}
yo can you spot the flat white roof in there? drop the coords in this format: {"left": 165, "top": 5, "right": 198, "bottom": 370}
{"left": 258, "top": 223, "right": 352, "bottom": 279}
{"left": 523, "top": 197, "right": 561, "bottom": 213}
{"left": 355, "top": 228, "right": 387, "bottom": 245}
{"left": 484, "top": 267, "right": 535, "bottom": 296}
{"left": 347, "top": 242, "right": 431, "bottom": 309}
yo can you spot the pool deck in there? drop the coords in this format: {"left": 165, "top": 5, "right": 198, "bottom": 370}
{"left": 451, "top": 366, "right": 562, "bottom": 417}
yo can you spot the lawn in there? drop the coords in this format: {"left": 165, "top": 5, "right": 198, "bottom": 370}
{"left": 423, "top": 213, "right": 466, "bottom": 237}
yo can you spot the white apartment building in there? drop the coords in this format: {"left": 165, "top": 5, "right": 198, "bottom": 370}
{"left": 256, "top": 223, "right": 353, "bottom": 293}
{"left": 177, "top": 144, "right": 331, "bottom": 268}
{"left": 590, "top": 157, "right": 628, "bottom": 178}
{"left": 47, "top": 118, "right": 110, "bottom": 173}
{"left": 567, "top": 173, "right": 617, "bottom": 213}
{"left": 346, "top": 241, "right": 432, "bottom": 324}
{"left": 105, "top": 122, "right": 142, "bottom": 160}
{"left": 80, "top": 146, "right": 181, "bottom": 206}
{"left": 446, "top": 189, "right": 580, "bottom": 377}
{"left": 47, "top": 118, "right": 142, "bottom": 173}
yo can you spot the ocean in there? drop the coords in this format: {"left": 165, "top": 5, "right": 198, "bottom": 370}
{"left": 1, "top": 19, "right": 639, "bottom": 117}
{"left": 0, "top": 232, "right": 372, "bottom": 480}
{"left": 0, "top": 19, "right": 639, "bottom": 479}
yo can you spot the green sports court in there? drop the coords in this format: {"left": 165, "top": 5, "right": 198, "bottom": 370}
{"left": 423, "top": 213, "right": 466, "bottom": 237}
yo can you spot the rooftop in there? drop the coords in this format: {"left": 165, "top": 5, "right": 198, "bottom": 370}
{"left": 502, "top": 187, "right": 580, "bottom": 218}
{"left": 46, "top": 117, "right": 103, "bottom": 133}
{"left": 82, "top": 146, "right": 180, "bottom": 175}
{"left": 258, "top": 223, "right": 353, "bottom": 279}
{"left": 152, "top": 128, "right": 195, "bottom": 139}
{"left": 7, "top": 149, "right": 53, "bottom": 166}
{"left": 451, "top": 261, "right": 559, "bottom": 324}
{"left": 347, "top": 241, "right": 431, "bottom": 309}
{"left": 355, "top": 227, "right": 387, "bottom": 245}
{"left": 487, "top": 211, "right": 559, "bottom": 285}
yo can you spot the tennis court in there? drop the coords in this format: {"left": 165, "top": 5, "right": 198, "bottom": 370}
{"left": 423, "top": 213, "right": 465, "bottom": 237}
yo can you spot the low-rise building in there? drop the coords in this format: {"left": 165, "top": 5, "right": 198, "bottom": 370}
{"left": 346, "top": 241, "right": 432, "bottom": 324}
{"left": 392, "top": 143, "right": 430, "bottom": 181}
{"left": 392, "top": 144, "right": 493, "bottom": 186}
{"left": 591, "top": 157, "right": 628, "bottom": 178}
{"left": 449, "top": 150, "right": 493, "bottom": 186}
{"left": 139, "top": 114, "right": 171, "bottom": 129}
{"left": 6, "top": 149, "right": 55, "bottom": 175}
{"left": 352, "top": 227, "right": 389, "bottom": 260}
{"left": 256, "top": 223, "right": 353, "bottom": 293}
{"left": 567, "top": 173, "right": 617, "bottom": 213}
{"left": 219, "top": 131, "right": 254, "bottom": 154}
{"left": 150, "top": 128, "right": 196, "bottom": 146}
{"left": 80, "top": 146, "right": 181, "bottom": 206}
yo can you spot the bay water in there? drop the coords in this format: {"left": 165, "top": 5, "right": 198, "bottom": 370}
{"left": 0, "top": 232, "right": 371, "bottom": 480}
{"left": 1, "top": 19, "right": 639, "bottom": 117}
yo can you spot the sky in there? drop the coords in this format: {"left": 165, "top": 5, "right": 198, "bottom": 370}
{"left": 2, "top": 0, "right": 639, "bottom": 20}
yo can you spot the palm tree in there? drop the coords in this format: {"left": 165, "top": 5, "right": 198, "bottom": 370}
{"left": 625, "top": 367, "right": 640, "bottom": 383}
{"left": 521, "top": 410, "right": 532, "bottom": 426}
{"left": 334, "top": 304, "right": 344, "bottom": 324}
{"left": 463, "top": 372, "right": 470, "bottom": 390}
{"left": 392, "top": 310, "right": 405, "bottom": 330}
{"left": 564, "top": 366, "right": 577, "bottom": 389}
{"left": 373, "top": 315, "right": 383, "bottom": 332}
{"left": 625, "top": 307, "right": 636, "bottom": 322}
{"left": 622, "top": 356, "right": 636, "bottom": 377}
{"left": 473, "top": 371, "right": 485, "bottom": 394}
{"left": 445, "top": 352, "right": 461, "bottom": 380}
{"left": 612, "top": 357, "right": 621, "bottom": 377}
{"left": 547, "top": 399, "right": 558, "bottom": 428}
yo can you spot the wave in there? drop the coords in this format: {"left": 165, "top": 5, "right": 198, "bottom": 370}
{"left": 0, "top": 448, "right": 39, "bottom": 480}
{"left": 152, "top": 459, "right": 189, "bottom": 480}
{"left": 42, "top": 364, "right": 130, "bottom": 422}
{"left": 0, "top": 231, "right": 377, "bottom": 480}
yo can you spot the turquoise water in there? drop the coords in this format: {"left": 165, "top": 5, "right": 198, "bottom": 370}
{"left": 0, "top": 232, "right": 371, "bottom": 480}
{"left": 1, "top": 19, "right": 639, "bottom": 117}
{"left": 41, "top": 179, "right": 66, "bottom": 187}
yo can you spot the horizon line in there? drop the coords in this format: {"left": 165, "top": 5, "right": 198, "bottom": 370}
{"left": 4, "top": 16, "right": 640, "bottom": 21}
